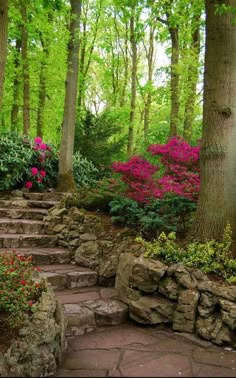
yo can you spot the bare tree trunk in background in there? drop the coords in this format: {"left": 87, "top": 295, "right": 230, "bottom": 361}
{"left": 191, "top": 0, "right": 236, "bottom": 255}
{"left": 21, "top": 3, "right": 30, "bottom": 135}
{"left": 57, "top": 0, "right": 82, "bottom": 192}
{"left": 183, "top": 18, "right": 201, "bottom": 142}
{"left": 11, "top": 37, "right": 21, "bottom": 131}
{"left": 0, "top": 0, "right": 8, "bottom": 113}
{"left": 36, "top": 12, "right": 52, "bottom": 139}
{"left": 143, "top": 25, "right": 155, "bottom": 143}
{"left": 127, "top": 7, "right": 137, "bottom": 158}
{"left": 168, "top": 23, "right": 180, "bottom": 138}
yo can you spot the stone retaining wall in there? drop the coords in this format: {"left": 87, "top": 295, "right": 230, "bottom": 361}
{"left": 0, "top": 288, "right": 65, "bottom": 377}
{"left": 44, "top": 203, "right": 236, "bottom": 347}
{"left": 44, "top": 205, "right": 141, "bottom": 286}
{"left": 115, "top": 252, "right": 236, "bottom": 347}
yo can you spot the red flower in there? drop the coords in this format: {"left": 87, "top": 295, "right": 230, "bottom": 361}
{"left": 40, "top": 170, "right": 46, "bottom": 177}
{"left": 25, "top": 181, "right": 33, "bottom": 189}
{"left": 20, "top": 280, "right": 27, "bottom": 285}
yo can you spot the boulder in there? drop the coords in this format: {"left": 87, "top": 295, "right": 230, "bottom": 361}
{"left": 173, "top": 289, "right": 199, "bottom": 333}
{"left": 129, "top": 294, "right": 176, "bottom": 324}
{"left": 129, "top": 255, "right": 167, "bottom": 293}
{"left": 75, "top": 241, "right": 101, "bottom": 268}
{"left": 158, "top": 276, "right": 180, "bottom": 300}
{"left": 196, "top": 315, "right": 233, "bottom": 345}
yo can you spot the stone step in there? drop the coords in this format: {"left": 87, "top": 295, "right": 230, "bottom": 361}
{"left": 53, "top": 285, "right": 128, "bottom": 336}
{"left": 0, "top": 208, "right": 48, "bottom": 220}
{"left": 0, "top": 247, "right": 71, "bottom": 265}
{"left": 0, "top": 234, "right": 57, "bottom": 248}
{"left": 0, "top": 218, "right": 44, "bottom": 234}
{"left": 64, "top": 299, "right": 128, "bottom": 337}
{"left": 23, "top": 191, "right": 64, "bottom": 202}
{"left": 39, "top": 264, "right": 98, "bottom": 290}
{"left": 0, "top": 199, "right": 58, "bottom": 209}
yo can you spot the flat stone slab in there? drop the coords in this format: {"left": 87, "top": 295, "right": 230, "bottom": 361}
{"left": 56, "top": 323, "right": 236, "bottom": 377}
{"left": 0, "top": 247, "right": 71, "bottom": 265}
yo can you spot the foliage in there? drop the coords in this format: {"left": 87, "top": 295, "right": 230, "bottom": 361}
{"left": 0, "top": 251, "right": 47, "bottom": 328}
{"left": 137, "top": 224, "right": 236, "bottom": 282}
{"left": 0, "top": 133, "right": 33, "bottom": 191}
{"left": 109, "top": 194, "right": 196, "bottom": 239}
{"left": 112, "top": 136, "right": 200, "bottom": 203}
{"left": 74, "top": 110, "right": 126, "bottom": 175}
{"left": 73, "top": 151, "right": 98, "bottom": 187}
{"left": 25, "top": 137, "right": 59, "bottom": 191}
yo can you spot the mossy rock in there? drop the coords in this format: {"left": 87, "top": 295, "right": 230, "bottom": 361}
{"left": 63, "top": 191, "right": 116, "bottom": 212}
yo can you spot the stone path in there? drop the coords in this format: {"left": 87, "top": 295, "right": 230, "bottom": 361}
{"left": 0, "top": 191, "right": 235, "bottom": 377}
{"left": 56, "top": 322, "right": 236, "bottom": 377}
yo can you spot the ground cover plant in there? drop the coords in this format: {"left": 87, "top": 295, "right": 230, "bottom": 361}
{"left": 136, "top": 224, "right": 236, "bottom": 283}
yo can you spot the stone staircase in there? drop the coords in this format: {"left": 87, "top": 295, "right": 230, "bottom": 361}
{"left": 0, "top": 191, "right": 128, "bottom": 339}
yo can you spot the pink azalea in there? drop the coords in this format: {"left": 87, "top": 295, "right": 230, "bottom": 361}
{"left": 34, "top": 137, "right": 42, "bottom": 144}
{"left": 39, "top": 143, "right": 47, "bottom": 150}
{"left": 37, "top": 177, "right": 43, "bottom": 183}
{"left": 25, "top": 181, "right": 33, "bottom": 189}
{"left": 31, "top": 167, "right": 38, "bottom": 176}
{"left": 40, "top": 170, "right": 46, "bottom": 177}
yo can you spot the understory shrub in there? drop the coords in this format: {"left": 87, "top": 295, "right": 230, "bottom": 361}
{"left": 0, "top": 251, "right": 47, "bottom": 328}
{"left": 73, "top": 152, "right": 99, "bottom": 187}
{"left": 109, "top": 194, "right": 196, "bottom": 239}
{"left": 0, "top": 133, "right": 33, "bottom": 191}
{"left": 137, "top": 224, "right": 236, "bottom": 282}
{"left": 112, "top": 136, "right": 200, "bottom": 203}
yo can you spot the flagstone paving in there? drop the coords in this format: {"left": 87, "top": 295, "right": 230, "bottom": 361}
{"left": 55, "top": 322, "right": 236, "bottom": 377}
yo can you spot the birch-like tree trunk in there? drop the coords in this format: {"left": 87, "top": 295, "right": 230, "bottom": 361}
{"left": 0, "top": 0, "right": 8, "bottom": 112}
{"left": 57, "top": 0, "right": 82, "bottom": 192}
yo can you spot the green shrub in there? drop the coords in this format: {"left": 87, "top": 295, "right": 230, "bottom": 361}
{"left": 0, "top": 133, "right": 33, "bottom": 191}
{"left": 137, "top": 224, "right": 236, "bottom": 282}
{"left": 109, "top": 196, "right": 144, "bottom": 227}
{"left": 109, "top": 194, "right": 196, "bottom": 239}
{"left": 73, "top": 152, "right": 98, "bottom": 187}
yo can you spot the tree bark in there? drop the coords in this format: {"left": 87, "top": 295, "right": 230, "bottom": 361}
{"left": 183, "top": 19, "right": 201, "bottom": 143}
{"left": 143, "top": 25, "right": 155, "bottom": 143}
{"left": 127, "top": 8, "right": 137, "bottom": 158}
{"left": 191, "top": 0, "right": 236, "bottom": 253}
{"left": 57, "top": 0, "right": 82, "bottom": 192}
{"left": 168, "top": 24, "right": 180, "bottom": 138}
{"left": 0, "top": 0, "right": 8, "bottom": 112}
{"left": 21, "top": 3, "right": 30, "bottom": 135}
{"left": 11, "top": 37, "right": 21, "bottom": 132}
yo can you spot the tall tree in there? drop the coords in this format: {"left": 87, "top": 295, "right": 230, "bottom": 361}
{"left": 57, "top": 0, "right": 82, "bottom": 192}
{"left": 20, "top": 2, "right": 30, "bottom": 135}
{"left": 0, "top": 0, "right": 8, "bottom": 112}
{"left": 127, "top": 3, "right": 138, "bottom": 158}
{"left": 192, "top": 0, "right": 236, "bottom": 251}
{"left": 10, "top": 36, "right": 21, "bottom": 132}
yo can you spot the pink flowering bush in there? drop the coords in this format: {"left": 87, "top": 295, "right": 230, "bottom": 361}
{"left": 25, "top": 137, "right": 58, "bottom": 191}
{"left": 112, "top": 137, "right": 201, "bottom": 203}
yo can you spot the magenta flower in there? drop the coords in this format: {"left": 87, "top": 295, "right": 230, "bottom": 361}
{"left": 25, "top": 181, "right": 33, "bottom": 189}
{"left": 37, "top": 177, "right": 43, "bottom": 183}
{"left": 39, "top": 143, "right": 47, "bottom": 150}
{"left": 34, "top": 137, "right": 42, "bottom": 144}
{"left": 40, "top": 170, "right": 46, "bottom": 177}
{"left": 31, "top": 167, "right": 38, "bottom": 176}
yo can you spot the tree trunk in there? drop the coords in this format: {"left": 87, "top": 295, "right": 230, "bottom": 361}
{"left": 183, "top": 20, "right": 201, "bottom": 143}
{"left": 191, "top": 0, "right": 236, "bottom": 252}
{"left": 57, "top": 0, "right": 82, "bottom": 192}
{"left": 119, "top": 22, "right": 129, "bottom": 107}
{"left": 36, "top": 12, "right": 52, "bottom": 139}
{"left": 21, "top": 3, "right": 30, "bottom": 135}
{"left": 127, "top": 9, "right": 137, "bottom": 158}
{"left": 168, "top": 25, "right": 180, "bottom": 138}
{"left": 144, "top": 25, "right": 155, "bottom": 143}
{"left": 11, "top": 37, "right": 21, "bottom": 132}
{"left": 0, "top": 0, "right": 8, "bottom": 112}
